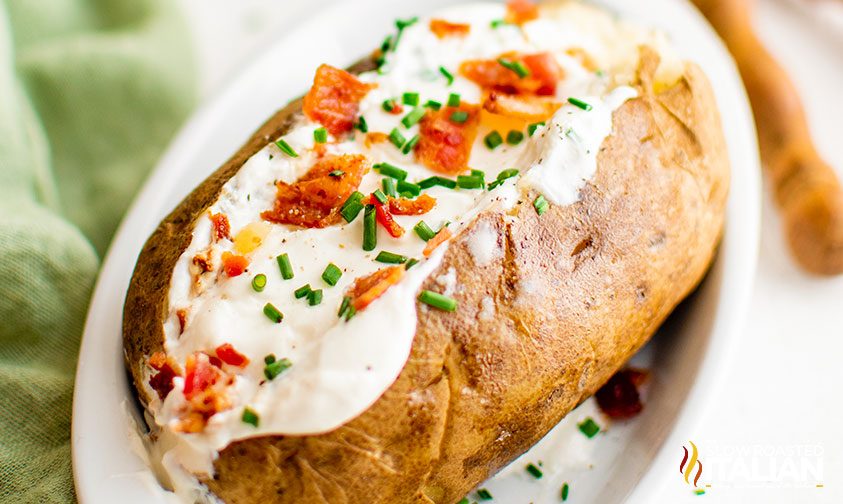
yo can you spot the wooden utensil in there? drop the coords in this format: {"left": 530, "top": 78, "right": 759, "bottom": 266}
{"left": 692, "top": 0, "right": 843, "bottom": 275}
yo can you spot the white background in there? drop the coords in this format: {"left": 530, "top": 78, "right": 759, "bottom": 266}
{"left": 173, "top": 0, "right": 843, "bottom": 501}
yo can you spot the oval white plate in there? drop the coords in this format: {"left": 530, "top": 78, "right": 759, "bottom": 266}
{"left": 72, "top": 0, "right": 760, "bottom": 502}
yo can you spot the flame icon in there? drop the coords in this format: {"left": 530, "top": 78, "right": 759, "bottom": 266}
{"left": 679, "top": 441, "right": 703, "bottom": 487}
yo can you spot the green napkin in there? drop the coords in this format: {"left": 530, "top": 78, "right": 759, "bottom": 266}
{"left": 0, "top": 0, "right": 195, "bottom": 501}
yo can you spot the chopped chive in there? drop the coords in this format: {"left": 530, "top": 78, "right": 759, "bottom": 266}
{"left": 414, "top": 221, "right": 436, "bottom": 241}
{"left": 401, "top": 107, "right": 427, "bottom": 128}
{"left": 338, "top": 296, "right": 352, "bottom": 318}
{"left": 241, "top": 407, "right": 259, "bottom": 427}
{"left": 363, "top": 205, "right": 377, "bottom": 251}
{"left": 374, "top": 162, "right": 408, "bottom": 180}
{"left": 251, "top": 274, "right": 267, "bottom": 292}
{"left": 457, "top": 499, "right": 469, "bottom": 504}
{"left": 340, "top": 191, "right": 365, "bottom": 223}
{"left": 506, "top": 130, "right": 524, "bottom": 145}
{"left": 491, "top": 19, "right": 512, "bottom": 28}
{"left": 418, "top": 176, "right": 457, "bottom": 189}
{"left": 498, "top": 58, "right": 530, "bottom": 78}
{"left": 343, "top": 304, "right": 357, "bottom": 321}
{"left": 263, "top": 303, "right": 284, "bottom": 323}
{"left": 695, "top": 489, "right": 706, "bottom": 496}
{"left": 264, "top": 354, "right": 276, "bottom": 365}
{"left": 321, "top": 263, "right": 343, "bottom": 286}
{"left": 568, "top": 97, "right": 593, "bottom": 111}
{"left": 382, "top": 177, "right": 398, "bottom": 197}
{"left": 294, "top": 284, "right": 312, "bottom": 299}
{"left": 263, "top": 357, "right": 292, "bottom": 380}
{"left": 476, "top": 488, "right": 493, "bottom": 500}
{"left": 307, "top": 289, "right": 323, "bottom": 306}
{"left": 382, "top": 99, "right": 399, "bottom": 112}
{"left": 402, "top": 134, "right": 420, "bottom": 155}
{"left": 388, "top": 128, "right": 406, "bottom": 149}
{"left": 561, "top": 483, "right": 570, "bottom": 501}
{"left": 447, "top": 93, "right": 461, "bottom": 107}
{"left": 526, "top": 463, "right": 543, "bottom": 479}
{"left": 329, "top": 170, "right": 344, "bottom": 177}
{"left": 457, "top": 175, "right": 484, "bottom": 190}
{"left": 528, "top": 122, "right": 546, "bottom": 136}
{"left": 533, "top": 195, "right": 549, "bottom": 216}
{"left": 484, "top": 130, "right": 504, "bottom": 150}
{"left": 489, "top": 168, "right": 519, "bottom": 189}
{"left": 402, "top": 92, "right": 420, "bottom": 106}
{"left": 313, "top": 127, "right": 328, "bottom": 143}
{"left": 396, "top": 180, "right": 421, "bottom": 196}
{"left": 577, "top": 417, "right": 600, "bottom": 438}
{"left": 354, "top": 115, "right": 368, "bottom": 133}
{"left": 439, "top": 66, "right": 454, "bottom": 85}
{"left": 450, "top": 111, "right": 469, "bottom": 124}
{"left": 424, "top": 100, "right": 442, "bottom": 110}
{"left": 373, "top": 189, "right": 388, "bottom": 204}
{"left": 375, "top": 251, "right": 408, "bottom": 264}
{"left": 418, "top": 290, "right": 457, "bottom": 311}
{"left": 405, "top": 258, "right": 419, "bottom": 270}
{"left": 275, "top": 139, "right": 298, "bottom": 157}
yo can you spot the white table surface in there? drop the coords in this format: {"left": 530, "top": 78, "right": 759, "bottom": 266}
{"left": 174, "top": 1, "right": 843, "bottom": 501}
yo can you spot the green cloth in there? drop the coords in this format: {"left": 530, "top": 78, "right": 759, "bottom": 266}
{"left": 0, "top": 0, "right": 195, "bottom": 501}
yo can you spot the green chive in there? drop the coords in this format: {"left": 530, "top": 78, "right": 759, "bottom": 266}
{"left": 263, "top": 303, "right": 283, "bottom": 323}
{"left": 294, "top": 284, "right": 312, "bottom": 299}
{"left": 340, "top": 191, "right": 365, "bottom": 223}
{"left": 447, "top": 93, "right": 461, "bottom": 107}
{"left": 418, "top": 176, "right": 457, "bottom": 189}
{"left": 363, "top": 205, "right": 377, "bottom": 251}
{"left": 414, "top": 221, "right": 436, "bottom": 241}
{"left": 498, "top": 58, "right": 530, "bottom": 78}
{"left": 477, "top": 488, "right": 493, "bottom": 500}
{"left": 439, "top": 66, "right": 454, "bottom": 85}
{"left": 307, "top": 289, "right": 323, "bottom": 306}
{"left": 695, "top": 489, "right": 706, "bottom": 496}
{"left": 484, "top": 131, "right": 504, "bottom": 150}
{"left": 491, "top": 19, "right": 511, "bottom": 28}
{"left": 528, "top": 122, "right": 545, "bottom": 136}
{"left": 506, "top": 130, "right": 524, "bottom": 145}
{"left": 382, "top": 178, "right": 398, "bottom": 197}
{"left": 355, "top": 116, "right": 368, "bottom": 133}
{"left": 402, "top": 134, "right": 420, "bottom": 155}
{"left": 418, "top": 290, "right": 457, "bottom": 311}
{"left": 456, "top": 175, "right": 484, "bottom": 190}
{"left": 450, "top": 111, "right": 469, "bottom": 124}
{"left": 313, "top": 127, "right": 328, "bottom": 143}
{"left": 264, "top": 354, "right": 276, "bottom": 365}
{"left": 264, "top": 357, "right": 292, "bottom": 380}
{"left": 251, "top": 274, "right": 267, "bottom": 292}
{"left": 322, "top": 263, "right": 343, "bottom": 286}
{"left": 375, "top": 251, "right": 408, "bottom": 264}
{"left": 401, "top": 107, "right": 426, "bottom": 128}
{"left": 577, "top": 417, "right": 600, "bottom": 438}
{"left": 561, "top": 483, "right": 570, "bottom": 501}
{"left": 343, "top": 304, "right": 357, "bottom": 321}
{"left": 374, "top": 162, "right": 408, "bottom": 180}
{"left": 568, "top": 97, "right": 593, "bottom": 111}
{"left": 402, "top": 92, "right": 420, "bottom": 106}
{"left": 389, "top": 128, "right": 406, "bottom": 149}
{"left": 338, "top": 296, "right": 352, "bottom": 318}
{"left": 533, "top": 195, "right": 549, "bottom": 216}
{"left": 275, "top": 139, "right": 298, "bottom": 157}
{"left": 373, "top": 189, "right": 388, "bottom": 204}
{"left": 382, "top": 99, "right": 398, "bottom": 112}
{"left": 405, "top": 258, "right": 419, "bottom": 270}
{"left": 241, "top": 407, "right": 259, "bottom": 427}
{"left": 396, "top": 180, "right": 421, "bottom": 196}
{"left": 526, "top": 463, "right": 543, "bottom": 479}
{"left": 457, "top": 499, "right": 469, "bottom": 504}
{"left": 424, "top": 100, "right": 442, "bottom": 110}
{"left": 329, "top": 170, "right": 344, "bottom": 177}
{"left": 488, "top": 168, "right": 520, "bottom": 189}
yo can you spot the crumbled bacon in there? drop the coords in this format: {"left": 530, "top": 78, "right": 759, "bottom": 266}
{"left": 175, "top": 352, "right": 235, "bottom": 433}
{"left": 415, "top": 103, "right": 480, "bottom": 174}
{"left": 221, "top": 252, "right": 249, "bottom": 277}
{"left": 302, "top": 64, "right": 375, "bottom": 135}
{"left": 262, "top": 154, "right": 369, "bottom": 228}
{"left": 365, "top": 132, "right": 390, "bottom": 147}
{"left": 373, "top": 199, "right": 405, "bottom": 238}
{"left": 148, "top": 352, "right": 180, "bottom": 401}
{"left": 215, "top": 343, "right": 250, "bottom": 368}
{"left": 460, "top": 52, "right": 563, "bottom": 96}
{"left": 388, "top": 194, "right": 436, "bottom": 215}
{"left": 595, "top": 368, "right": 649, "bottom": 420}
{"left": 505, "top": 0, "right": 539, "bottom": 25}
{"left": 423, "top": 227, "right": 452, "bottom": 257}
{"left": 347, "top": 266, "right": 406, "bottom": 311}
{"left": 429, "top": 19, "right": 471, "bottom": 38}
{"left": 384, "top": 100, "right": 404, "bottom": 115}
{"left": 192, "top": 253, "right": 212, "bottom": 273}
{"left": 209, "top": 213, "right": 231, "bottom": 241}
{"left": 483, "top": 91, "right": 561, "bottom": 122}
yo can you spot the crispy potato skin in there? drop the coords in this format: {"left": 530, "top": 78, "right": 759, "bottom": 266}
{"left": 123, "top": 48, "right": 729, "bottom": 503}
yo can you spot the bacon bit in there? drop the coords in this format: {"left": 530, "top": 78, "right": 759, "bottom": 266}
{"left": 505, "top": 0, "right": 539, "bottom": 25}
{"left": 423, "top": 227, "right": 453, "bottom": 257}
{"left": 302, "top": 64, "right": 375, "bottom": 135}
{"left": 176, "top": 309, "right": 188, "bottom": 334}
{"left": 365, "top": 132, "right": 390, "bottom": 147}
{"left": 460, "top": 52, "right": 562, "bottom": 96}
{"left": 183, "top": 353, "right": 222, "bottom": 399}
{"left": 175, "top": 353, "right": 235, "bottom": 433}
{"left": 148, "top": 352, "right": 180, "bottom": 401}
{"left": 313, "top": 142, "right": 328, "bottom": 158}
{"left": 595, "top": 368, "right": 649, "bottom": 420}
{"left": 347, "top": 266, "right": 405, "bottom": 311}
{"left": 483, "top": 91, "right": 561, "bottom": 122}
{"left": 221, "top": 252, "right": 249, "bottom": 277}
{"left": 373, "top": 199, "right": 405, "bottom": 238}
{"left": 565, "top": 47, "right": 599, "bottom": 72}
{"left": 385, "top": 100, "right": 404, "bottom": 115}
{"left": 174, "top": 412, "right": 206, "bottom": 434}
{"left": 192, "top": 253, "right": 212, "bottom": 273}
{"left": 215, "top": 343, "right": 250, "bottom": 368}
{"left": 416, "top": 103, "right": 480, "bottom": 174}
{"left": 209, "top": 213, "right": 231, "bottom": 241}
{"left": 262, "top": 154, "right": 369, "bottom": 228}
{"left": 429, "top": 19, "right": 471, "bottom": 38}
{"left": 389, "top": 194, "right": 436, "bottom": 215}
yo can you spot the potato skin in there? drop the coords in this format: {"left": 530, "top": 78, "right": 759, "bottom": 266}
{"left": 123, "top": 48, "right": 729, "bottom": 503}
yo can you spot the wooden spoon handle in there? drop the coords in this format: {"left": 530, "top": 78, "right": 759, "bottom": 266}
{"left": 693, "top": 0, "right": 843, "bottom": 275}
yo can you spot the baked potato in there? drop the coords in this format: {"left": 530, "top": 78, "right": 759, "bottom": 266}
{"left": 123, "top": 1, "right": 729, "bottom": 502}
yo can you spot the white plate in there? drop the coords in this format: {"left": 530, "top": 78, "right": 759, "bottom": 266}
{"left": 72, "top": 0, "right": 761, "bottom": 502}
